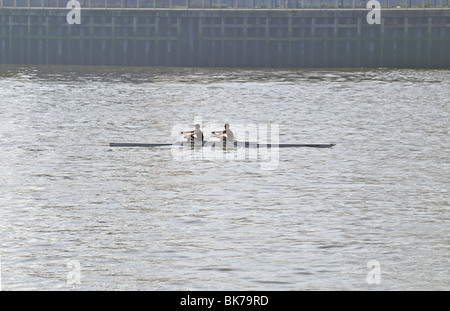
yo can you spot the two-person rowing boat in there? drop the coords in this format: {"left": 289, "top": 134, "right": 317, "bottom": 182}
{"left": 181, "top": 123, "right": 234, "bottom": 144}
{"left": 109, "top": 123, "right": 336, "bottom": 148}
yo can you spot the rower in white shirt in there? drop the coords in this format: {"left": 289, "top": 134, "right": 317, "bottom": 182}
{"left": 212, "top": 123, "right": 235, "bottom": 143}
{"left": 181, "top": 124, "right": 204, "bottom": 143}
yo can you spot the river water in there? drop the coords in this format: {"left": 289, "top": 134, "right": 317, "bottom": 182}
{"left": 0, "top": 65, "right": 448, "bottom": 290}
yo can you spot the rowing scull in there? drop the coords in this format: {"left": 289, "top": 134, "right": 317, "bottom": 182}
{"left": 109, "top": 142, "right": 336, "bottom": 148}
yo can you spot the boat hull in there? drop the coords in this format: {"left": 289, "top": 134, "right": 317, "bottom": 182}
{"left": 109, "top": 142, "right": 335, "bottom": 148}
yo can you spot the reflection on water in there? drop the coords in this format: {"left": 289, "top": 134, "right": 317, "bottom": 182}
{"left": 0, "top": 65, "right": 449, "bottom": 290}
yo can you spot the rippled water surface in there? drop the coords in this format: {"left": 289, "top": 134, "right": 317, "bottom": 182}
{"left": 0, "top": 65, "right": 449, "bottom": 290}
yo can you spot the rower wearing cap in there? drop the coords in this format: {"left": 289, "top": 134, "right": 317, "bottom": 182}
{"left": 212, "top": 123, "right": 235, "bottom": 143}
{"left": 181, "top": 124, "right": 204, "bottom": 143}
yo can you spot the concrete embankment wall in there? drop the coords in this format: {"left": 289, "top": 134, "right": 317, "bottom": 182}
{"left": 0, "top": 8, "right": 449, "bottom": 68}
